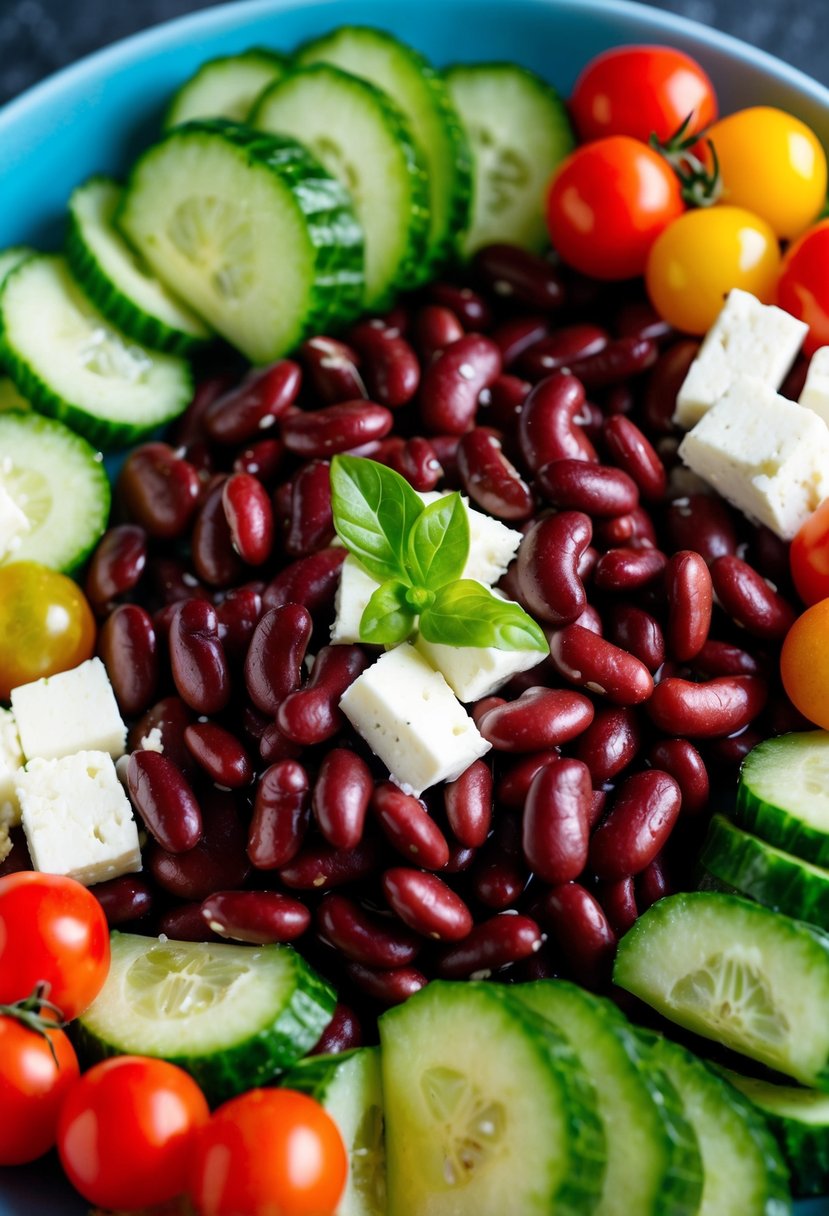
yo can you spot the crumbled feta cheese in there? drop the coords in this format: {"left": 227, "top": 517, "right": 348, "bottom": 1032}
{"left": 339, "top": 642, "right": 491, "bottom": 796}
{"left": 11, "top": 657, "right": 127, "bottom": 762}
{"left": 17, "top": 750, "right": 141, "bottom": 886}
{"left": 139, "top": 726, "right": 165, "bottom": 754}
{"left": 674, "top": 290, "right": 807, "bottom": 429}
{"left": 678, "top": 375, "right": 829, "bottom": 539}
{"left": 799, "top": 347, "right": 829, "bottom": 428}
{"left": 0, "top": 482, "right": 30, "bottom": 560}
{"left": 0, "top": 707, "right": 23, "bottom": 830}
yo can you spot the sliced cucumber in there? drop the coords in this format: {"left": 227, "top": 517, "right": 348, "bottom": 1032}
{"left": 0, "top": 411, "right": 109, "bottom": 572}
{"left": 297, "top": 26, "right": 471, "bottom": 278}
{"left": 0, "top": 246, "right": 34, "bottom": 289}
{"left": 513, "top": 980, "right": 703, "bottom": 1216}
{"left": 252, "top": 63, "right": 429, "bottom": 309}
{"left": 640, "top": 1034, "right": 791, "bottom": 1216}
{"left": 0, "top": 254, "right": 192, "bottom": 450}
{"left": 67, "top": 177, "right": 211, "bottom": 355}
{"left": 164, "top": 47, "right": 288, "bottom": 128}
{"left": 614, "top": 891, "right": 829, "bottom": 1089}
{"left": 700, "top": 814, "right": 829, "bottom": 931}
{"left": 379, "top": 980, "right": 605, "bottom": 1216}
{"left": 736, "top": 732, "right": 829, "bottom": 867}
{"left": 75, "top": 931, "right": 336, "bottom": 1104}
{"left": 722, "top": 1067, "right": 829, "bottom": 1198}
{"left": 119, "top": 120, "right": 364, "bottom": 364}
{"left": 444, "top": 62, "right": 574, "bottom": 256}
{"left": 284, "top": 1048, "right": 386, "bottom": 1216}
{"left": 0, "top": 377, "right": 30, "bottom": 412}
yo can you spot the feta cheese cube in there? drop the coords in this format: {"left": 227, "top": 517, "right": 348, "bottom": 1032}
{"left": 678, "top": 375, "right": 829, "bottom": 539}
{"left": 17, "top": 750, "right": 141, "bottom": 885}
{"left": 0, "top": 482, "right": 30, "bottom": 560}
{"left": 799, "top": 347, "right": 829, "bottom": 428}
{"left": 339, "top": 642, "right": 491, "bottom": 795}
{"left": 674, "top": 290, "right": 807, "bottom": 429}
{"left": 331, "top": 554, "right": 381, "bottom": 644}
{"left": 0, "top": 708, "right": 23, "bottom": 831}
{"left": 11, "top": 657, "right": 127, "bottom": 762}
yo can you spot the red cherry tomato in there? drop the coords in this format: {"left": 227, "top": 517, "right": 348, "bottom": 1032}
{"left": 546, "top": 136, "right": 685, "bottom": 280}
{"left": 0, "top": 1013, "right": 79, "bottom": 1165}
{"left": 790, "top": 498, "right": 829, "bottom": 605}
{"left": 570, "top": 44, "right": 718, "bottom": 144}
{"left": 0, "top": 872, "right": 110, "bottom": 1020}
{"left": 57, "top": 1056, "right": 210, "bottom": 1211}
{"left": 777, "top": 219, "right": 829, "bottom": 355}
{"left": 190, "top": 1088, "right": 347, "bottom": 1216}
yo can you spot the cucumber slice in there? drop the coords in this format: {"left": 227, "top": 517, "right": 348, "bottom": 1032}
{"left": 512, "top": 980, "right": 703, "bottom": 1216}
{"left": 297, "top": 26, "right": 471, "bottom": 279}
{"left": 0, "top": 254, "right": 192, "bottom": 450}
{"left": 640, "top": 1034, "right": 791, "bottom": 1216}
{"left": 75, "top": 931, "right": 336, "bottom": 1105}
{"left": 252, "top": 64, "right": 429, "bottom": 309}
{"left": 0, "top": 377, "right": 30, "bottom": 412}
{"left": 614, "top": 891, "right": 829, "bottom": 1089}
{"left": 0, "top": 411, "right": 109, "bottom": 572}
{"left": 722, "top": 1067, "right": 829, "bottom": 1198}
{"left": 379, "top": 980, "right": 605, "bottom": 1216}
{"left": 0, "top": 246, "right": 34, "bottom": 289}
{"left": 67, "top": 177, "right": 211, "bottom": 355}
{"left": 444, "top": 62, "right": 574, "bottom": 256}
{"left": 119, "top": 120, "right": 364, "bottom": 364}
{"left": 164, "top": 47, "right": 288, "bottom": 128}
{"left": 284, "top": 1048, "right": 386, "bottom": 1216}
{"left": 737, "top": 732, "right": 829, "bottom": 867}
{"left": 700, "top": 814, "right": 829, "bottom": 931}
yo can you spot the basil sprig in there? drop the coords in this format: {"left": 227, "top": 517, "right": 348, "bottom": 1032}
{"left": 330, "top": 455, "right": 547, "bottom": 653}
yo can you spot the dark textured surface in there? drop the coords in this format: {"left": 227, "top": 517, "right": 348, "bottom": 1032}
{"left": 0, "top": 0, "right": 825, "bottom": 106}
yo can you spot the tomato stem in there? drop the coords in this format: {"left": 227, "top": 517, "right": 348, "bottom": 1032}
{"left": 0, "top": 983, "right": 69, "bottom": 1067}
{"left": 650, "top": 112, "right": 722, "bottom": 208}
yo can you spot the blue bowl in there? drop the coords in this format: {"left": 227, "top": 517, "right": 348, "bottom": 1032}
{"left": 1, "top": 0, "right": 829, "bottom": 1212}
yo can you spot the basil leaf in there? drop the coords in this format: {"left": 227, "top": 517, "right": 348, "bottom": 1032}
{"left": 330, "top": 455, "right": 424, "bottom": 585}
{"left": 360, "top": 579, "right": 417, "bottom": 645}
{"left": 419, "top": 580, "right": 549, "bottom": 652}
{"left": 406, "top": 492, "right": 469, "bottom": 590}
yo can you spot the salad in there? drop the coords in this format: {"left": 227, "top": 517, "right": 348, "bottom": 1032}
{"left": 2, "top": 19, "right": 829, "bottom": 1216}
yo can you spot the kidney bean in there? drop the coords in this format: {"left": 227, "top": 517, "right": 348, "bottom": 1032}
{"left": 665, "top": 551, "right": 713, "bottom": 661}
{"left": 477, "top": 687, "right": 595, "bottom": 752}
{"left": 173, "top": 375, "right": 233, "bottom": 447}
{"left": 518, "top": 325, "right": 608, "bottom": 381}
{"left": 158, "top": 902, "right": 221, "bottom": 943}
{"left": 518, "top": 374, "right": 597, "bottom": 471}
{"left": 312, "top": 748, "right": 373, "bottom": 850}
{"left": 444, "top": 843, "right": 478, "bottom": 873}
{"left": 91, "top": 875, "right": 153, "bottom": 926}
{"left": 201, "top": 890, "right": 310, "bottom": 944}
{"left": 279, "top": 838, "right": 384, "bottom": 892}
{"left": 184, "top": 722, "right": 252, "bottom": 789}
{"left": 537, "top": 459, "right": 639, "bottom": 517}
{"left": 168, "top": 599, "right": 230, "bottom": 714}
{"left": 593, "top": 547, "right": 667, "bottom": 592}
{"left": 117, "top": 443, "right": 201, "bottom": 539}
{"left": 443, "top": 759, "right": 493, "bottom": 847}
{"left": 568, "top": 336, "right": 659, "bottom": 390}
{"left": 281, "top": 401, "right": 393, "bottom": 459}
{"left": 204, "top": 360, "right": 301, "bottom": 444}
{"left": 349, "top": 322, "right": 420, "bottom": 408}
{"left": 371, "top": 782, "right": 450, "bottom": 870}
{"left": 149, "top": 556, "right": 207, "bottom": 609}
{"left": 278, "top": 645, "right": 370, "bottom": 746}
{"left": 233, "top": 437, "right": 285, "bottom": 484}
{"left": 387, "top": 436, "right": 443, "bottom": 492}
{"left": 496, "top": 750, "right": 559, "bottom": 810}
{"left": 576, "top": 398, "right": 605, "bottom": 445}
{"left": 589, "top": 769, "right": 681, "bottom": 879}
{"left": 641, "top": 339, "right": 700, "bottom": 434}
{"left": 86, "top": 524, "right": 147, "bottom": 610}
{"left": 490, "top": 316, "right": 550, "bottom": 368}
{"left": 299, "top": 336, "right": 367, "bottom": 404}
{"left": 346, "top": 961, "right": 428, "bottom": 1006}
{"left": 664, "top": 494, "right": 738, "bottom": 564}
{"left": 516, "top": 512, "right": 592, "bottom": 625}
{"left": 522, "top": 758, "right": 591, "bottom": 884}
{"left": 218, "top": 473, "right": 274, "bottom": 567}
{"left": 317, "top": 894, "right": 421, "bottom": 968}
{"left": 215, "top": 586, "right": 262, "bottom": 659}
{"left": 428, "top": 282, "right": 492, "bottom": 330}
{"left": 381, "top": 868, "right": 473, "bottom": 942}
{"left": 470, "top": 847, "right": 528, "bottom": 910}
{"left": 473, "top": 243, "right": 564, "bottom": 310}
{"left": 129, "top": 696, "right": 195, "bottom": 776}
{"left": 648, "top": 675, "right": 768, "bottom": 738}
{"left": 540, "top": 883, "right": 617, "bottom": 989}
{"left": 98, "top": 605, "right": 158, "bottom": 717}
{"left": 597, "top": 505, "right": 658, "bottom": 551}
{"left": 412, "top": 304, "right": 465, "bottom": 362}
{"left": 636, "top": 855, "right": 673, "bottom": 912}
{"left": 707, "top": 724, "right": 765, "bottom": 769}
{"left": 436, "top": 913, "right": 542, "bottom": 979}
{"left": 456, "top": 428, "right": 534, "bottom": 520}
{"left": 148, "top": 789, "right": 249, "bottom": 900}
{"left": 549, "top": 624, "right": 654, "bottom": 705}
{"left": 310, "top": 1002, "right": 364, "bottom": 1055}
{"left": 127, "top": 750, "right": 202, "bottom": 853}
{"left": 603, "top": 414, "right": 667, "bottom": 501}
{"left": 573, "top": 603, "right": 603, "bottom": 636}
{"left": 605, "top": 604, "right": 665, "bottom": 673}
{"left": 262, "top": 547, "right": 345, "bottom": 614}
{"left": 418, "top": 334, "right": 502, "bottom": 433}
{"left": 259, "top": 720, "right": 302, "bottom": 764}
{"left": 615, "top": 299, "right": 674, "bottom": 345}
{"left": 192, "top": 480, "right": 244, "bottom": 587}
{"left": 482, "top": 375, "right": 532, "bottom": 433}
{"left": 597, "top": 877, "right": 638, "bottom": 937}
{"left": 645, "top": 738, "right": 710, "bottom": 817}
{"left": 574, "top": 706, "right": 642, "bottom": 785}
{"left": 710, "top": 555, "right": 797, "bottom": 640}
{"left": 471, "top": 695, "right": 506, "bottom": 727}
{"left": 747, "top": 524, "right": 792, "bottom": 586}
{"left": 244, "top": 604, "right": 312, "bottom": 716}
{"left": 247, "top": 760, "right": 310, "bottom": 869}
{"left": 283, "top": 460, "right": 334, "bottom": 557}
{"left": 766, "top": 692, "right": 814, "bottom": 736}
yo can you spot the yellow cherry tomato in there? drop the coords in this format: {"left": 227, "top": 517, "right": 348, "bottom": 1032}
{"left": 0, "top": 562, "right": 95, "bottom": 700}
{"left": 780, "top": 600, "right": 829, "bottom": 730}
{"left": 645, "top": 205, "right": 781, "bottom": 334}
{"left": 705, "top": 106, "right": 827, "bottom": 240}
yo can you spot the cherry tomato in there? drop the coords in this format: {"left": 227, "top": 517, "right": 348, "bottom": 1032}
{"left": 546, "top": 136, "right": 684, "bottom": 280}
{"left": 790, "top": 499, "right": 829, "bottom": 605}
{"left": 0, "top": 1013, "right": 79, "bottom": 1165}
{"left": 778, "top": 219, "right": 829, "bottom": 356}
{"left": 571, "top": 44, "right": 717, "bottom": 145}
{"left": 0, "top": 562, "right": 95, "bottom": 700}
{"left": 190, "top": 1088, "right": 347, "bottom": 1216}
{"left": 780, "top": 600, "right": 829, "bottom": 729}
{"left": 645, "top": 205, "right": 781, "bottom": 334}
{"left": 58, "top": 1056, "right": 209, "bottom": 1211}
{"left": 0, "top": 872, "right": 110, "bottom": 1020}
{"left": 705, "top": 107, "right": 827, "bottom": 240}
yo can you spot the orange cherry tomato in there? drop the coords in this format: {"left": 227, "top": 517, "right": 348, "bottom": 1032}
{"left": 0, "top": 1012, "right": 79, "bottom": 1165}
{"left": 778, "top": 219, "right": 829, "bottom": 356}
{"left": 780, "top": 599, "right": 829, "bottom": 730}
{"left": 0, "top": 561, "right": 95, "bottom": 699}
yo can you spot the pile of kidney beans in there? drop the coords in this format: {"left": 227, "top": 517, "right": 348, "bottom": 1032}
{"left": 4, "top": 242, "right": 812, "bottom": 1048}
